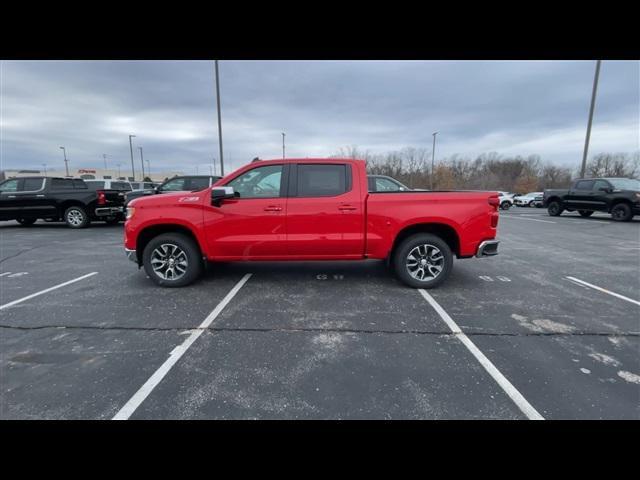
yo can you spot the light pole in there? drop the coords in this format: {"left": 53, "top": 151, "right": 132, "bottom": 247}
{"left": 146, "top": 159, "right": 151, "bottom": 179}
{"left": 580, "top": 60, "right": 602, "bottom": 179}
{"left": 215, "top": 60, "right": 225, "bottom": 176}
{"left": 102, "top": 153, "right": 108, "bottom": 169}
{"left": 212, "top": 158, "right": 217, "bottom": 176}
{"left": 138, "top": 146, "right": 145, "bottom": 180}
{"left": 116, "top": 163, "right": 121, "bottom": 179}
{"left": 128, "top": 135, "right": 136, "bottom": 180}
{"left": 282, "top": 132, "right": 286, "bottom": 159}
{"left": 42, "top": 163, "right": 47, "bottom": 176}
{"left": 59, "top": 146, "right": 69, "bottom": 177}
{"left": 431, "top": 132, "right": 438, "bottom": 190}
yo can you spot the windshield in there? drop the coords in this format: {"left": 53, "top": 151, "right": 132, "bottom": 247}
{"left": 607, "top": 178, "right": 640, "bottom": 191}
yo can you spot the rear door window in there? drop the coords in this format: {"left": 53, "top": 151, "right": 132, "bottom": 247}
{"left": 51, "top": 178, "right": 75, "bottom": 190}
{"left": 375, "top": 177, "right": 403, "bottom": 192}
{"left": 189, "top": 177, "right": 211, "bottom": 190}
{"left": 22, "top": 178, "right": 45, "bottom": 191}
{"left": 160, "top": 178, "right": 187, "bottom": 192}
{"left": 575, "top": 180, "right": 594, "bottom": 190}
{"left": 85, "top": 181, "right": 105, "bottom": 190}
{"left": 296, "top": 164, "right": 348, "bottom": 197}
{"left": 592, "top": 180, "right": 610, "bottom": 191}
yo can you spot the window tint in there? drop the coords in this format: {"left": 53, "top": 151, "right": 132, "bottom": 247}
{"left": 85, "top": 181, "right": 105, "bottom": 190}
{"left": 51, "top": 178, "right": 74, "bottom": 190}
{"left": 104, "top": 175, "right": 112, "bottom": 179}
{"left": 73, "top": 179, "right": 87, "bottom": 189}
{"left": 0, "top": 179, "right": 19, "bottom": 192}
{"left": 575, "top": 180, "right": 594, "bottom": 191}
{"left": 112, "top": 182, "right": 131, "bottom": 191}
{"left": 592, "top": 180, "right": 610, "bottom": 191}
{"left": 375, "top": 177, "right": 403, "bottom": 192}
{"left": 143, "top": 182, "right": 155, "bottom": 189}
{"left": 189, "top": 177, "right": 210, "bottom": 190}
{"left": 297, "top": 164, "right": 347, "bottom": 197}
{"left": 160, "top": 178, "right": 186, "bottom": 192}
{"left": 227, "top": 165, "right": 283, "bottom": 198}
{"left": 22, "top": 178, "right": 44, "bottom": 191}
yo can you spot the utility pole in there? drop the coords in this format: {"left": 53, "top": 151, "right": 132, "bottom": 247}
{"left": 431, "top": 132, "right": 438, "bottom": 190}
{"left": 146, "top": 159, "right": 151, "bottom": 179}
{"left": 103, "top": 153, "right": 108, "bottom": 169}
{"left": 282, "top": 132, "right": 286, "bottom": 159}
{"left": 116, "top": 163, "right": 121, "bottom": 179}
{"left": 42, "top": 163, "right": 47, "bottom": 176}
{"left": 129, "top": 135, "right": 136, "bottom": 180}
{"left": 215, "top": 60, "right": 225, "bottom": 176}
{"left": 580, "top": 60, "right": 602, "bottom": 179}
{"left": 212, "top": 158, "right": 217, "bottom": 176}
{"left": 138, "top": 146, "right": 145, "bottom": 179}
{"left": 59, "top": 146, "right": 69, "bottom": 177}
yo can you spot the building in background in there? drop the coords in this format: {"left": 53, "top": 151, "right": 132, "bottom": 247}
{"left": 0, "top": 167, "right": 183, "bottom": 183}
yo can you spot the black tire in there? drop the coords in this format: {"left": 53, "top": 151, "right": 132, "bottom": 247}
{"left": 16, "top": 218, "right": 37, "bottom": 226}
{"left": 578, "top": 210, "right": 593, "bottom": 218}
{"left": 547, "top": 201, "right": 563, "bottom": 217}
{"left": 142, "top": 233, "right": 203, "bottom": 287}
{"left": 500, "top": 201, "right": 511, "bottom": 210}
{"left": 528, "top": 201, "right": 534, "bottom": 207}
{"left": 64, "top": 206, "right": 90, "bottom": 228}
{"left": 392, "top": 233, "right": 453, "bottom": 289}
{"left": 611, "top": 203, "right": 633, "bottom": 222}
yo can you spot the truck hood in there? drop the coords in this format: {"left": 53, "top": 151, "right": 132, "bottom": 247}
{"left": 128, "top": 190, "right": 205, "bottom": 208}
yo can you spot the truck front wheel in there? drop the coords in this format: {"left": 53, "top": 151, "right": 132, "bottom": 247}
{"left": 547, "top": 201, "right": 563, "bottom": 217}
{"left": 611, "top": 203, "right": 633, "bottom": 222}
{"left": 142, "top": 233, "right": 203, "bottom": 287}
{"left": 393, "top": 233, "right": 453, "bottom": 289}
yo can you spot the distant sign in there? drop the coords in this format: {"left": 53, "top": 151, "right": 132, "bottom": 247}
{"left": 78, "top": 169, "right": 97, "bottom": 174}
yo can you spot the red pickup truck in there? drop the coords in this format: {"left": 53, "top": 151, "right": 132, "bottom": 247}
{"left": 124, "top": 158, "right": 500, "bottom": 288}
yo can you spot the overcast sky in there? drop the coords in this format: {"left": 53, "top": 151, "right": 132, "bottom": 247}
{"left": 1, "top": 60, "right": 638, "bottom": 176}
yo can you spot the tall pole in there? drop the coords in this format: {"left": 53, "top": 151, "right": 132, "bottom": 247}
{"left": 146, "top": 159, "right": 151, "bottom": 179}
{"left": 215, "top": 60, "right": 225, "bottom": 176}
{"left": 59, "top": 146, "right": 69, "bottom": 177}
{"left": 128, "top": 135, "right": 136, "bottom": 180}
{"left": 42, "top": 163, "right": 47, "bottom": 176}
{"left": 116, "top": 163, "right": 121, "bottom": 178}
{"left": 580, "top": 60, "right": 602, "bottom": 179}
{"left": 209, "top": 164, "right": 213, "bottom": 176}
{"left": 212, "top": 158, "right": 217, "bottom": 176}
{"left": 431, "top": 132, "right": 438, "bottom": 190}
{"left": 282, "top": 132, "right": 286, "bottom": 159}
{"left": 138, "top": 146, "right": 145, "bottom": 179}
{"left": 103, "top": 153, "right": 108, "bottom": 169}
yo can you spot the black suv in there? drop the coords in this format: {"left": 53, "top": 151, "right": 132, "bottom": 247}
{"left": 124, "top": 175, "right": 221, "bottom": 206}
{"left": 544, "top": 177, "right": 640, "bottom": 221}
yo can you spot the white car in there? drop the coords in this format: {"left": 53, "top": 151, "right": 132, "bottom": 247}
{"left": 514, "top": 192, "right": 543, "bottom": 207}
{"left": 497, "top": 191, "right": 516, "bottom": 210}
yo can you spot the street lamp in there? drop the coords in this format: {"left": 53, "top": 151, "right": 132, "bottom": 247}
{"left": 42, "top": 163, "right": 47, "bottom": 176}
{"left": 103, "top": 153, "right": 108, "bottom": 169}
{"left": 146, "top": 159, "right": 151, "bottom": 179}
{"left": 59, "top": 146, "right": 69, "bottom": 177}
{"left": 282, "top": 132, "right": 286, "bottom": 159}
{"left": 138, "top": 146, "right": 145, "bottom": 180}
{"left": 215, "top": 60, "right": 225, "bottom": 176}
{"left": 431, "top": 132, "right": 438, "bottom": 190}
{"left": 116, "top": 163, "right": 121, "bottom": 179}
{"left": 128, "top": 135, "right": 136, "bottom": 181}
{"left": 580, "top": 60, "right": 602, "bottom": 179}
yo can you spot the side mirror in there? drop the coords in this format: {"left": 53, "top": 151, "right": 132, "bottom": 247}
{"left": 211, "top": 186, "right": 235, "bottom": 206}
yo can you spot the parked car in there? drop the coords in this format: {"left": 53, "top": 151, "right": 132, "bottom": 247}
{"left": 367, "top": 175, "right": 411, "bottom": 192}
{"left": 532, "top": 193, "right": 544, "bottom": 208}
{"left": 514, "top": 192, "right": 543, "bottom": 207}
{"left": 124, "top": 158, "right": 500, "bottom": 288}
{"left": 84, "top": 179, "right": 135, "bottom": 192}
{"left": 544, "top": 177, "right": 640, "bottom": 222}
{"left": 124, "top": 175, "right": 221, "bottom": 206}
{"left": 0, "top": 176, "right": 126, "bottom": 227}
{"left": 497, "top": 191, "right": 515, "bottom": 210}
{"left": 129, "top": 181, "right": 158, "bottom": 191}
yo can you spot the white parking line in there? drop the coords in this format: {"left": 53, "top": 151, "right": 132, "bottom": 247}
{"left": 0, "top": 272, "right": 12, "bottom": 277}
{"left": 0, "top": 272, "right": 98, "bottom": 311}
{"left": 112, "top": 273, "right": 253, "bottom": 420}
{"left": 566, "top": 276, "right": 640, "bottom": 307}
{"left": 500, "top": 216, "right": 556, "bottom": 224}
{"left": 418, "top": 289, "right": 544, "bottom": 420}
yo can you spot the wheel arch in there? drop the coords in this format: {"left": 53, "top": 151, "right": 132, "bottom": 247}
{"left": 390, "top": 222, "right": 461, "bottom": 260}
{"left": 135, "top": 224, "right": 204, "bottom": 265}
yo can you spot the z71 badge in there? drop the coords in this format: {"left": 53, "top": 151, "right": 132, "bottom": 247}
{"left": 178, "top": 196, "right": 200, "bottom": 202}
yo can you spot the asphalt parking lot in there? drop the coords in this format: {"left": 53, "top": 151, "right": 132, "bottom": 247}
{"left": 1, "top": 207, "right": 639, "bottom": 419}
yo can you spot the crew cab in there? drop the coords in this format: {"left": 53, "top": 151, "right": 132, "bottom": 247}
{"left": 124, "top": 175, "right": 221, "bottom": 206}
{"left": 544, "top": 177, "right": 640, "bottom": 222}
{"left": 124, "top": 159, "right": 500, "bottom": 288}
{"left": 0, "top": 176, "right": 125, "bottom": 228}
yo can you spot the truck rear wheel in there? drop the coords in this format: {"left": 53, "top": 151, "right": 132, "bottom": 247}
{"left": 64, "top": 206, "right": 90, "bottom": 228}
{"left": 16, "top": 218, "right": 37, "bottom": 226}
{"left": 611, "top": 203, "right": 633, "bottom": 222}
{"left": 500, "top": 201, "right": 511, "bottom": 210}
{"left": 393, "top": 233, "right": 453, "bottom": 289}
{"left": 142, "top": 233, "right": 203, "bottom": 287}
{"left": 547, "top": 201, "right": 563, "bottom": 217}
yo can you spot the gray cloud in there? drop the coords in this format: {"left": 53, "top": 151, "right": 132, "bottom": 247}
{"left": 1, "top": 60, "right": 638, "bottom": 176}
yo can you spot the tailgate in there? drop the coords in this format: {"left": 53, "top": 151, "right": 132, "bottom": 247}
{"left": 101, "top": 189, "right": 126, "bottom": 206}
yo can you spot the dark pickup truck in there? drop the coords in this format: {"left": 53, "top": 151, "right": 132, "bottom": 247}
{"left": 544, "top": 177, "right": 640, "bottom": 222}
{"left": 0, "top": 176, "right": 126, "bottom": 228}
{"left": 124, "top": 175, "right": 221, "bottom": 207}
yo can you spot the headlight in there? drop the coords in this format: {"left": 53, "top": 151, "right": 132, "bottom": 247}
{"left": 126, "top": 207, "right": 135, "bottom": 220}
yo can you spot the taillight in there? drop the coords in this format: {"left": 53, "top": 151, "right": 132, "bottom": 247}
{"left": 488, "top": 195, "right": 499, "bottom": 210}
{"left": 491, "top": 213, "right": 499, "bottom": 228}
{"left": 97, "top": 190, "right": 106, "bottom": 205}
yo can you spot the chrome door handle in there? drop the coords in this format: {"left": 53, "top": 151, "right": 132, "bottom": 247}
{"left": 263, "top": 206, "right": 282, "bottom": 212}
{"left": 338, "top": 205, "right": 357, "bottom": 211}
